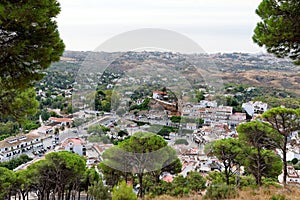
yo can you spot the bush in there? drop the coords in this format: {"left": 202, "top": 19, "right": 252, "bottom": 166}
{"left": 112, "top": 181, "right": 137, "bottom": 200}
{"left": 0, "top": 154, "right": 33, "bottom": 170}
{"left": 88, "top": 135, "right": 111, "bottom": 144}
{"left": 262, "top": 178, "right": 281, "bottom": 188}
{"left": 204, "top": 184, "right": 238, "bottom": 200}
{"left": 174, "top": 139, "right": 189, "bottom": 145}
{"left": 291, "top": 158, "right": 298, "bottom": 165}
{"left": 270, "top": 194, "right": 286, "bottom": 200}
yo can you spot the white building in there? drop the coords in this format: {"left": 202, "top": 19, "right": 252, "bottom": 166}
{"left": 278, "top": 166, "right": 300, "bottom": 185}
{"left": 61, "top": 138, "right": 86, "bottom": 156}
{"left": 49, "top": 117, "right": 73, "bottom": 126}
{"left": 242, "top": 101, "right": 268, "bottom": 116}
{"left": 0, "top": 133, "right": 43, "bottom": 160}
{"left": 37, "top": 126, "right": 53, "bottom": 134}
{"left": 152, "top": 90, "right": 167, "bottom": 100}
{"left": 186, "top": 123, "right": 198, "bottom": 130}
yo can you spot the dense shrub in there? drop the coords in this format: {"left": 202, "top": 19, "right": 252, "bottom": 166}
{"left": 204, "top": 184, "right": 237, "bottom": 200}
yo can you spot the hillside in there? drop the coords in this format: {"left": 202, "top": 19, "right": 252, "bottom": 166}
{"left": 58, "top": 51, "right": 300, "bottom": 96}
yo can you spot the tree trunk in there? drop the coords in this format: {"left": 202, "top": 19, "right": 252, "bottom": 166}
{"left": 224, "top": 163, "right": 230, "bottom": 185}
{"left": 62, "top": 186, "right": 65, "bottom": 200}
{"left": 138, "top": 173, "right": 144, "bottom": 198}
{"left": 283, "top": 136, "right": 288, "bottom": 186}
{"left": 46, "top": 191, "right": 50, "bottom": 200}
{"left": 66, "top": 185, "right": 72, "bottom": 200}
{"left": 77, "top": 190, "right": 81, "bottom": 200}
{"left": 85, "top": 180, "right": 89, "bottom": 200}
{"left": 21, "top": 192, "right": 26, "bottom": 200}
{"left": 8, "top": 190, "right": 12, "bottom": 200}
{"left": 257, "top": 149, "right": 262, "bottom": 186}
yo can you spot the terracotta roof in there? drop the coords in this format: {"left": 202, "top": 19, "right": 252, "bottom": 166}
{"left": 287, "top": 166, "right": 300, "bottom": 178}
{"left": 49, "top": 117, "right": 72, "bottom": 123}
{"left": 61, "top": 138, "right": 84, "bottom": 147}
{"left": 153, "top": 90, "right": 167, "bottom": 95}
{"left": 162, "top": 175, "right": 173, "bottom": 183}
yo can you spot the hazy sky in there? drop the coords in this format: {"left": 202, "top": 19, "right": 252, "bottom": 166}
{"left": 57, "top": 0, "right": 264, "bottom": 53}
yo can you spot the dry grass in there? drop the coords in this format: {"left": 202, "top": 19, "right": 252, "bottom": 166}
{"left": 149, "top": 186, "right": 300, "bottom": 200}
{"left": 234, "top": 186, "right": 300, "bottom": 200}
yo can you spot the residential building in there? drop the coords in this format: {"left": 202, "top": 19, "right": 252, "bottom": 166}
{"left": 0, "top": 133, "right": 42, "bottom": 160}
{"left": 186, "top": 123, "right": 197, "bottom": 130}
{"left": 242, "top": 101, "right": 268, "bottom": 116}
{"left": 49, "top": 117, "right": 73, "bottom": 126}
{"left": 37, "top": 126, "right": 53, "bottom": 134}
{"left": 60, "top": 138, "right": 86, "bottom": 156}
{"left": 153, "top": 90, "right": 167, "bottom": 100}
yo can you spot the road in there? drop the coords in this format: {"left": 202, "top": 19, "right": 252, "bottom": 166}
{"left": 58, "top": 115, "right": 117, "bottom": 143}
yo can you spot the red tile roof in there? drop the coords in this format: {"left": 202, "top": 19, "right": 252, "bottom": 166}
{"left": 49, "top": 117, "right": 72, "bottom": 123}
{"left": 153, "top": 90, "right": 167, "bottom": 95}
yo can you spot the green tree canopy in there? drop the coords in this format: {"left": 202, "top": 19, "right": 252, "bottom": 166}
{"left": 0, "top": 88, "right": 39, "bottom": 122}
{"left": 27, "top": 151, "right": 86, "bottom": 199}
{"left": 112, "top": 181, "right": 137, "bottom": 200}
{"left": 208, "top": 138, "right": 244, "bottom": 185}
{"left": 101, "top": 132, "right": 179, "bottom": 198}
{"left": 0, "top": 0, "right": 65, "bottom": 90}
{"left": 0, "top": 0, "right": 64, "bottom": 120}
{"left": 253, "top": 0, "right": 300, "bottom": 65}
{"left": 0, "top": 167, "right": 16, "bottom": 199}
{"left": 88, "top": 179, "right": 110, "bottom": 200}
{"left": 237, "top": 121, "right": 278, "bottom": 185}
{"left": 261, "top": 107, "right": 300, "bottom": 185}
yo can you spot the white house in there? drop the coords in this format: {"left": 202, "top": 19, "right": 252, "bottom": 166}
{"left": 228, "top": 112, "right": 247, "bottom": 127}
{"left": 49, "top": 117, "right": 73, "bottom": 126}
{"left": 186, "top": 123, "right": 197, "bottom": 130}
{"left": 287, "top": 166, "right": 300, "bottom": 185}
{"left": 0, "top": 133, "right": 43, "bottom": 160}
{"left": 242, "top": 101, "right": 268, "bottom": 116}
{"left": 61, "top": 138, "right": 86, "bottom": 156}
{"left": 37, "top": 126, "right": 53, "bottom": 134}
{"left": 152, "top": 90, "right": 167, "bottom": 100}
{"left": 279, "top": 166, "right": 300, "bottom": 185}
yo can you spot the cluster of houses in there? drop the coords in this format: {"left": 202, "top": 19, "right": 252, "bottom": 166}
{"left": 0, "top": 134, "right": 43, "bottom": 160}
{"left": 0, "top": 117, "right": 73, "bottom": 161}
{"left": 182, "top": 101, "right": 247, "bottom": 129}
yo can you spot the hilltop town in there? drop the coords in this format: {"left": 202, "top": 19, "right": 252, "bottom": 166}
{"left": 1, "top": 51, "right": 300, "bottom": 192}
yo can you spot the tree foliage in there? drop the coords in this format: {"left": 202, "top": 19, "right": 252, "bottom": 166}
{"left": 101, "top": 132, "right": 180, "bottom": 198}
{"left": 0, "top": 167, "right": 16, "bottom": 199}
{"left": 88, "top": 179, "right": 110, "bottom": 200}
{"left": 0, "top": 0, "right": 65, "bottom": 89}
{"left": 261, "top": 107, "right": 300, "bottom": 185}
{"left": 87, "top": 124, "right": 110, "bottom": 135}
{"left": 237, "top": 121, "right": 279, "bottom": 185}
{"left": 0, "top": 88, "right": 39, "bottom": 122}
{"left": 0, "top": 154, "right": 32, "bottom": 170}
{"left": 112, "top": 181, "right": 137, "bottom": 200}
{"left": 253, "top": 0, "right": 300, "bottom": 65}
{"left": 0, "top": 0, "right": 64, "bottom": 120}
{"left": 209, "top": 138, "right": 244, "bottom": 185}
{"left": 26, "top": 151, "right": 86, "bottom": 200}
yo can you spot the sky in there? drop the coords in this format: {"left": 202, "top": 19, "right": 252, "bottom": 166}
{"left": 57, "top": 0, "right": 265, "bottom": 53}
